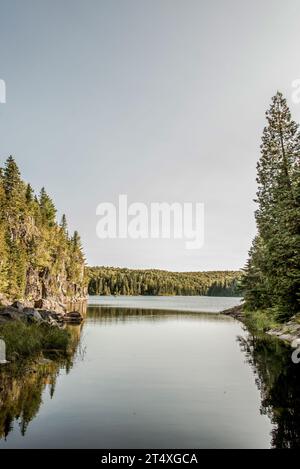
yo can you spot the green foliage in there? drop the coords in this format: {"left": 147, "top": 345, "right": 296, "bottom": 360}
{"left": 60, "top": 214, "right": 68, "bottom": 234}
{"left": 0, "top": 321, "right": 71, "bottom": 359}
{"left": 242, "top": 92, "right": 300, "bottom": 320}
{"left": 87, "top": 266, "right": 242, "bottom": 296}
{"left": 38, "top": 187, "right": 57, "bottom": 227}
{"left": 0, "top": 351, "right": 76, "bottom": 439}
{"left": 243, "top": 309, "right": 280, "bottom": 333}
{"left": 0, "top": 156, "right": 86, "bottom": 301}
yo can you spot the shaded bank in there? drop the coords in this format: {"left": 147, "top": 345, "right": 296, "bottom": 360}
{"left": 222, "top": 304, "right": 300, "bottom": 348}
{"left": 223, "top": 305, "right": 300, "bottom": 448}
{"left": 238, "top": 332, "right": 300, "bottom": 448}
{"left": 0, "top": 301, "right": 86, "bottom": 360}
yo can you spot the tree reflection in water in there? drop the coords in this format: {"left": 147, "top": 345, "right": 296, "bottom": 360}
{"left": 1, "top": 308, "right": 300, "bottom": 448}
{"left": 0, "top": 322, "right": 83, "bottom": 440}
{"left": 238, "top": 331, "right": 300, "bottom": 448}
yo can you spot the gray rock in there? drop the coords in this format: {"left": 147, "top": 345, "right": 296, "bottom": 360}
{"left": 34, "top": 299, "right": 66, "bottom": 314}
{"left": 50, "top": 312, "right": 65, "bottom": 322}
{"left": 24, "top": 309, "right": 43, "bottom": 322}
{"left": 278, "top": 333, "right": 295, "bottom": 342}
{"left": 63, "top": 311, "right": 83, "bottom": 323}
{"left": 0, "top": 307, "right": 25, "bottom": 321}
{"left": 38, "top": 310, "right": 64, "bottom": 323}
{"left": 11, "top": 301, "right": 25, "bottom": 311}
{"left": 37, "top": 310, "right": 53, "bottom": 320}
{"left": 23, "top": 307, "right": 37, "bottom": 315}
{"left": 268, "top": 328, "right": 282, "bottom": 336}
{"left": 48, "top": 317, "right": 60, "bottom": 327}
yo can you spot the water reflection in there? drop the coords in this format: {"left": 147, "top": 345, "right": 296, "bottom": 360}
{"left": 0, "top": 306, "right": 300, "bottom": 448}
{"left": 88, "top": 295, "right": 242, "bottom": 313}
{"left": 0, "top": 322, "right": 83, "bottom": 441}
{"left": 87, "top": 306, "right": 232, "bottom": 324}
{"left": 238, "top": 332, "right": 300, "bottom": 448}
{"left": 0, "top": 358, "right": 70, "bottom": 439}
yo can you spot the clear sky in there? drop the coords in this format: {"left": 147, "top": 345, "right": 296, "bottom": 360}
{"left": 1, "top": 0, "right": 300, "bottom": 271}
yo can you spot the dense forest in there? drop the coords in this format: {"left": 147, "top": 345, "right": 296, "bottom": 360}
{"left": 87, "top": 267, "right": 242, "bottom": 296}
{"left": 242, "top": 92, "right": 300, "bottom": 321}
{"left": 0, "top": 156, "right": 86, "bottom": 304}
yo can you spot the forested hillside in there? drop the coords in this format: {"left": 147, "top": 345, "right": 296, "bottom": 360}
{"left": 87, "top": 267, "right": 242, "bottom": 296}
{"left": 0, "top": 156, "right": 86, "bottom": 304}
{"left": 242, "top": 92, "right": 300, "bottom": 321}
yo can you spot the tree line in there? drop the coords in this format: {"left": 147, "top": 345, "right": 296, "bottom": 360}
{"left": 242, "top": 92, "right": 300, "bottom": 321}
{"left": 87, "top": 267, "right": 242, "bottom": 296}
{"left": 0, "top": 156, "right": 86, "bottom": 302}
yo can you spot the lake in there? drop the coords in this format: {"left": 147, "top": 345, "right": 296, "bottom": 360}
{"left": 88, "top": 295, "right": 242, "bottom": 312}
{"left": 0, "top": 295, "right": 299, "bottom": 449}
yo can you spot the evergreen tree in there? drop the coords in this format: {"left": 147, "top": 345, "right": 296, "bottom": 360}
{"left": 0, "top": 156, "right": 86, "bottom": 302}
{"left": 0, "top": 171, "right": 8, "bottom": 292}
{"left": 60, "top": 214, "right": 68, "bottom": 235}
{"left": 87, "top": 266, "right": 242, "bottom": 297}
{"left": 39, "top": 187, "right": 56, "bottom": 227}
{"left": 243, "top": 92, "right": 300, "bottom": 319}
{"left": 25, "top": 184, "right": 34, "bottom": 204}
{"left": 2, "top": 156, "right": 23, "bottom": 200}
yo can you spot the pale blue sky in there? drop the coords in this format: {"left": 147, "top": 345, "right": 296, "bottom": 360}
{"left": 1, "top": 0, "right": 300, "bottom": 270}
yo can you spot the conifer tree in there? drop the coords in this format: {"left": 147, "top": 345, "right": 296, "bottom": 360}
{"left": 243, "top": 92, "right": 300, "bottom": 319}
{"left": 0, "top": 170, "right": 8, "bottom": 291}
{"left": 60, "top": 214, "right": 68, "bottom": 235}
{"left": 25, "top": 184, "right": 34, "bottom": 204}
{"left": 0, "top": 156, "right": 86, "bottom": 302}
{"left": 39, "top": 187, "right": 56, "bottom": 227}
{"left": 2, "top": 156, "right": 22, "bottom": 200}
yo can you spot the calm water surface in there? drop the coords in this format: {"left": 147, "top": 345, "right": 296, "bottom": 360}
{"left": 88, "top": 295, "right": 243, "bottom": 312}
{"left": 0, "top": 296, "right": 299, "bottom": 448}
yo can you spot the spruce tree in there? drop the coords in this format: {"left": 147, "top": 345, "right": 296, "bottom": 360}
{"left": 0, "top": 170, "right": 8, "bottom": 291}
{"left": 2, "top": 156, "right": 22, "bottom": 200}
{"left": 25, "top": 184, "right": 34, "bottom": 203}
{"left": 244, "top": 92, "right": 300, "bottom": 319}
{"left": 39, "top": 187, "right": 56, "bottom": 227}
{"left": 0, "top": 156, "right": 86, "bottom": 302}
{"left": 60, "top": 214, "right": 68, "bottom": 235}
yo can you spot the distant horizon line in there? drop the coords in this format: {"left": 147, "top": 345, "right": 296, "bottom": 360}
{"left": 87, "top": 265, "right": 243, "bottom": 273}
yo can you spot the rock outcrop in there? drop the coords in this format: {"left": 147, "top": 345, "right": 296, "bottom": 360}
{"left": 0, "top": 302, "right": 84, "bottom": 327}
{"left": 63, "top": 311, "right": 84, "bottom": 323}
{"left": 267, "top": 314, "right": 300, "bottom": 347}
{"left": 221, "top": 304, "right": 244, "bottom": 320}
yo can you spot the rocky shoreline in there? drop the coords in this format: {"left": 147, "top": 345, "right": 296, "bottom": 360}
{"left": 3, "top": 299, "right": 300, "bottom": 349}
{"left": 267, "top": 319, "right": 300, "bottom": 348}
{"left": 221, "top": 304, "right": 245, "bottom": 321}
{"left": 0, "top": 300, "right": 84, "bottom": 327}
{"left": 221, "top": 304, "right": 300, "bottom": 349}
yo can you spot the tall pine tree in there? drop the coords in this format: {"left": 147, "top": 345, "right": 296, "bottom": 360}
{"left": 0, "top": 156, "right": 86, "bottom": 302}
{"left": 243, "top": 92, "right": 300, "bottom": 319}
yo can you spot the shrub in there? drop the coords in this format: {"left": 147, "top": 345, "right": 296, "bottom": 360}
{"left": 0, "top": 321, "right": 71, "bottom": 359}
